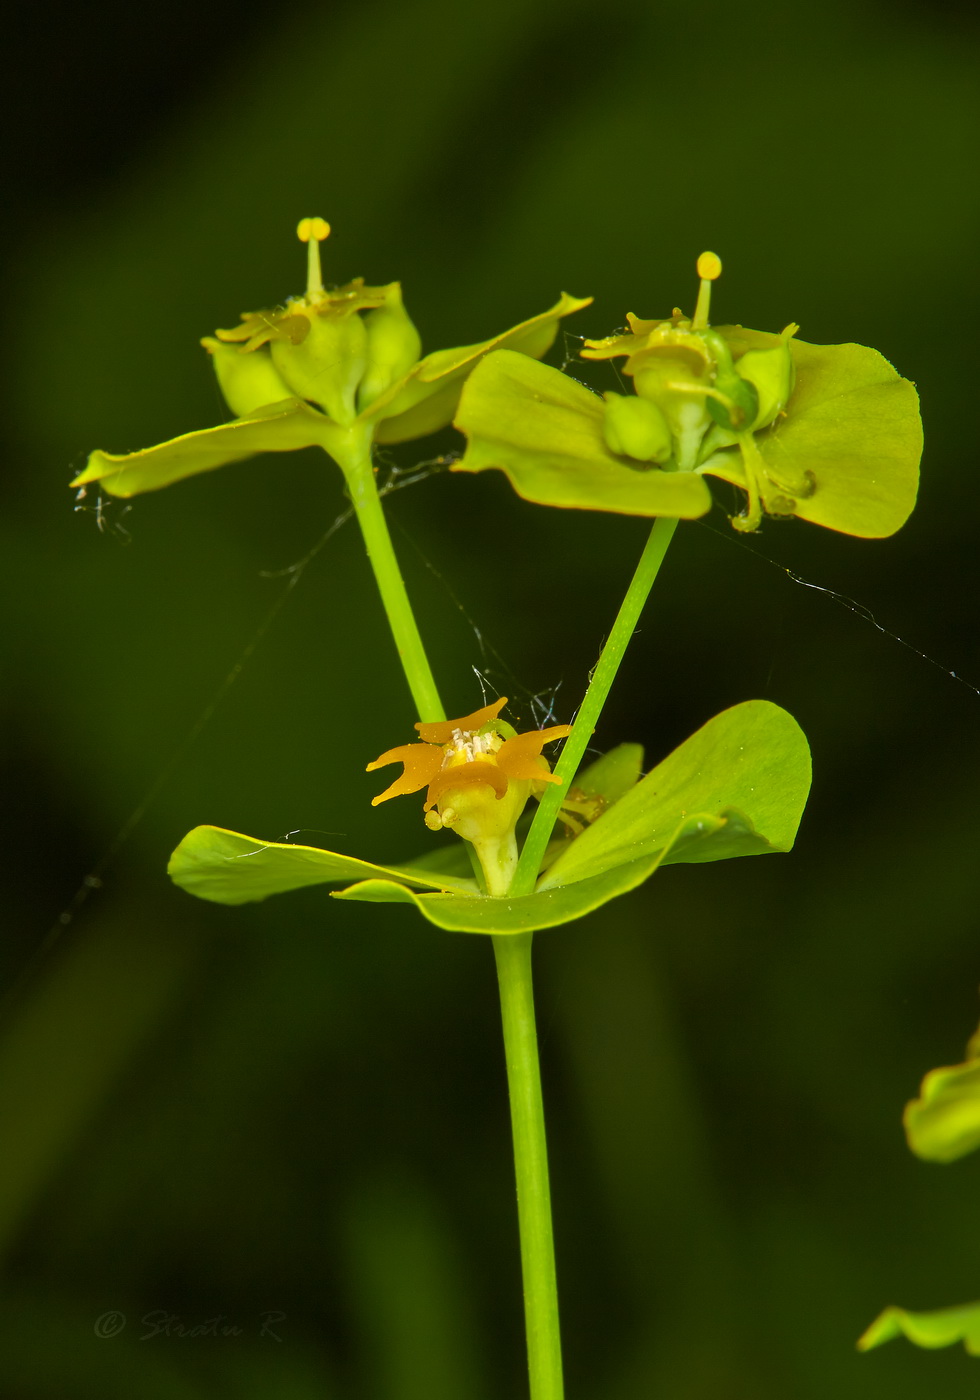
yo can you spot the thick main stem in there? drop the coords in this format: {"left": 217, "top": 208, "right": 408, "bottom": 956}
{"left": 338, "top": 445, "right": 445, "bottom": 723}
{"left": 493, "top": 932, "right": 563, "bottom": 1400}
{"left": 511, "top": 514, "right": 679, "bottom": 895}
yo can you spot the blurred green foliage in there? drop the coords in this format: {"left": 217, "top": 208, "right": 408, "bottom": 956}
{"left": 3, "top": 0, "right": 980, "bottom": 1394}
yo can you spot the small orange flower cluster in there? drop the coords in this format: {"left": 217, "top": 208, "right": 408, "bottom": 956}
{"left": 368, "top": 698, "right": 571, "bottom": 815}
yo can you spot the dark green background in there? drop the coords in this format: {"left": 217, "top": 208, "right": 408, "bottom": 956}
{"left": 3, "top": 0, "right": 980, "bottom": 1393}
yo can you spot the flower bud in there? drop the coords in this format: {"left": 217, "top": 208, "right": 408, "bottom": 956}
{"left": 357, "top": 284, "right": 423, "bottom": 411}
{"left": 201, "top": 337, "right": 293, "bottom": 417}
{"left": 602, "top": 392, "right": 673, "bottom": 462}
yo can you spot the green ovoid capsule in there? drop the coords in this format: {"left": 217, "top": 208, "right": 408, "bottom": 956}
{"left": 200, "top": 335, "right": 293, "bottom": 417}
{"left": 601, "top": 392, "right": 673, "bottom": 463}
{"left": 358, "top": 283, "right": 423, "bottom": 410}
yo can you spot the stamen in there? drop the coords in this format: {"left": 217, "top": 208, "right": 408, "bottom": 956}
{"left": 691, "top": 250, "right": 722, "bottom": 330}
{"left": 296, "top": 217, "right": 331, "bottom": 299}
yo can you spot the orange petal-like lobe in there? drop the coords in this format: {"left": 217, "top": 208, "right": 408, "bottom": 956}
{"left": 425, "top": 762, "right": 509, "bottom": 810}
{"left": 415, "top": 697, "right": 508, "bottom": 745}
{"left": 367, "top": 743, "right": 442, "bottom": 806}
{"left": 497, "top": 726, "right": 572, "bottom": 784}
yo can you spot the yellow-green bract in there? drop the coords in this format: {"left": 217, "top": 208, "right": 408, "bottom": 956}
{"left": 168, "top": 700, "right": 812, "bottom": 936}
{"left": 859, "top": 1301, "right": 980, "bottom": 1356}
{"left": 71, "top": 294, "right": 591, "bottom": 498}
{"left": 453, "top": 334, "right": 922, "bottom": 538}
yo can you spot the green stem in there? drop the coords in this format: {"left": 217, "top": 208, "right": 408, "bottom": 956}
{"left": 493, "top": 932, "right": 563, "bottom": 1400}
{"left": 336, "top": 443, "right": 444, "bottom": 723}
{"left": 510, "top": 515, "right": 679, "bottom": 896}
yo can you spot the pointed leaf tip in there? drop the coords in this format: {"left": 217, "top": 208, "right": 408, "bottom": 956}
{"left": 72, "top": 400, "right": 330, "bottom": 498}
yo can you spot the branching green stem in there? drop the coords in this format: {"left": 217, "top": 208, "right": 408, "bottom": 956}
{"left": 492, "top": 932, "right": 564, "bottom": 1400}
{"left": 510, "top": 514, "right": 680, "bottom": 896}
{"left": 337, "top": 434, "right": 678, "bottom": 1400}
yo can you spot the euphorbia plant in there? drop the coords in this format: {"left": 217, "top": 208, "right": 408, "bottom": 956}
{"left": 75, "top": 225, "right": 922, "bottom": 1398}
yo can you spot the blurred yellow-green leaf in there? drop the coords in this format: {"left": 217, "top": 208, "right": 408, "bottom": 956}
{"left": 903, "top": 1035, "right": 980, "bottom": 1162}
{"left": 859, "top": 1300, "right": 980, "bottom": 1355}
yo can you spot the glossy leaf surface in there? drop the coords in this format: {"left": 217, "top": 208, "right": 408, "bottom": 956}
{"left": 453, "top": 350, "right": 713, "bottom": 517}
{"left": 540, "top": 700, "right": 810, "bottom": 889}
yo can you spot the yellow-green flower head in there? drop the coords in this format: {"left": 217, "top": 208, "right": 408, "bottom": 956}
{"left": 71, "top": 219, "right": 591, "bottom": 500}
{"left": 581, "top": 251, "right": 799, "bottom": 505}
{"left": 454, "top": 249, "right": 921, "bottom": 537}
{"left": 204, "top": 218, "right": 422, "bottom": 426}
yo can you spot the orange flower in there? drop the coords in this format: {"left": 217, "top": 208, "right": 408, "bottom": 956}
{"left": 367, "top": 698, "right": 572, "bottom": 895}
{"left": 368, "top": 697, "right": 571, "bottom": 809}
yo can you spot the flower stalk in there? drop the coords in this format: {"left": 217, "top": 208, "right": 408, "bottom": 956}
{"left": 334, "top": 437, "right": 444, "bottom": 723}
{"left": 511, "top": 514, "right": 680, "bottom": 897}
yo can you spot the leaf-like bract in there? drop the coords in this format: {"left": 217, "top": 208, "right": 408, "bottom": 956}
{"left": 168, "top": 825, "right": 479, "bottom": 906}
{"left": 540, "top": 700, "right": 811, "bottom": 889}
{"left": 701, "top": 337, "right": 922, "bottom": 538}
{"left": 71, "top": 400, "right": 328, "bottom": 498}
{"left": 453, "top": 350, "right": 712, "bottom": 517}
{"left": 169, "top": 702, "right": 810, "bottom": 935}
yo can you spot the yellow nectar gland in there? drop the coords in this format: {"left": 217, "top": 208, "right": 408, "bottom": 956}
{"left": 692, "top": 250, "right": 722, "bottom": 330}
{"left": 296, "top": 216, "right": 331, "bottom": 299}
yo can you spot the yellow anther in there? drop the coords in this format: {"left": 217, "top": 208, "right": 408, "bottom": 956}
{"left": 697, "top": 251, "right": 722, "bottom": 281}
{"left": 692, "top": 250, "right": 722, "bottom": 329}
{"left": 296, "top": 217, "right": 330, "bottom": 298}
{"left": 296, "top": 217, "right": 330, "bottom": 243}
